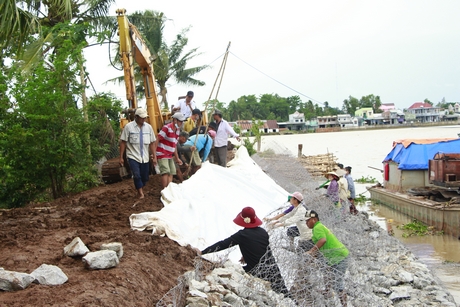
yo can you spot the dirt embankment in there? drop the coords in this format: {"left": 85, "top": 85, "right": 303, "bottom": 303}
{"left": 0, "top": 175, "right": 196, "bottom": 307}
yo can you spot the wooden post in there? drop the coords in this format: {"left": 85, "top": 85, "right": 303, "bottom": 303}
{"left": 298, "top": 144, "right": 303, "bottom": 158}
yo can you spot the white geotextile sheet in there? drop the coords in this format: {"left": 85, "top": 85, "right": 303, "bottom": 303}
{"left": 129, "top": 146, "right": 290, "bottom": 260}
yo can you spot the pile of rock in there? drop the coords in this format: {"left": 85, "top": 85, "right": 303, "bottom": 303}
{"left": 158, "top": 213, "right": 458, "bottom": 307}
{"left": 0, "top": 237, "right": 122, "bottom": 292}
{"left": 158, "top": 261, "right": 296, "bottom": 307}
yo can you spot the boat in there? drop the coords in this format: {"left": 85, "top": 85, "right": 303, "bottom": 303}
{"left": 368, "top": 138, "right": 460, "bottom": 238}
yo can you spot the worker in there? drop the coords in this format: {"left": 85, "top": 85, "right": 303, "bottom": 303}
{"left": 119, "top": 108, "right": 157, "bottom": 199}
{"left": 197, "top": 207, "right": 289, "bottom": 296}
{"left": 268, "top": 192, "right": 313, "bottom": 252}
{"left": 173, "top": 91, "right": 196, "bottom": 119}
{"left": 182, "top": 130, "right": 215, "bottom": 175}
{"left": 189, "top": 121, "right": 217, "bottom": 137}
{"left": 305, "top": 210, "right": 349, "bottom": 307}
{"left": 344, "top": 166, "right": 358, "bottom": 215}
{"left": 212, "top": 109, "right": 240, "bottom": 167}
{"left": 183, "top": 108, "right": 201, "bottom": 133}
{"left": 175, "top": 131, "right": 194, "bottom": 182}
{"left": 155, "top": 113, "right": 185, "bottom": 189}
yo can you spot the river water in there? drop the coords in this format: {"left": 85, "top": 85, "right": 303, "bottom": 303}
{"left": 258, "top": 125, "right": 460, "bottom": 304}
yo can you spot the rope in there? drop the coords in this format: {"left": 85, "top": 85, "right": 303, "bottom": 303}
{"left": 184, "top": 42, "right": 232, "bottom": 174}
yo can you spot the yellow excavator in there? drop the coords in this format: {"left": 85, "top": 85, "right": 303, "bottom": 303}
{"left": 102, "top": 9, "right": 209, "bottom": 183}
{"left": 101, "top": 8, "right": 170, "bottom": 183}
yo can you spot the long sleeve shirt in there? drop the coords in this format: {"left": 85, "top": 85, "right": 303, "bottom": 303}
{"left": 345, "top": 174, "right": 356, "bottom": 199}
{"left": 214, "top": 119, "right": 239, "bottom": 147}
{"left": 278, "top": 205, "right": 312, "bottom": 240}
{"left": 327, "top": 179, "right": 339, "bottom": 203}
{"left": 201, "top": 227, "right": 270, "bottom": 272}
{"left": 184, "top": 134, "right": 213, "bottom": 162}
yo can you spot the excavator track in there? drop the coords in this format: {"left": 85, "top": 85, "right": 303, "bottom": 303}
{"left": 101, "top": 157, "right": 131, "bottom": 184}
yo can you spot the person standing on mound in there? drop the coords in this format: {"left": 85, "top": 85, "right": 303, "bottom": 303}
{"left": 119, "top": 108, "right": 157, "bottom": 199}
{"left": 197, "top": 207, "right": 289, "bottom": 296}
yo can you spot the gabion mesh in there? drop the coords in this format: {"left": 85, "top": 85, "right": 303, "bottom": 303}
{"left": 156, "top": 142, "right": 447, "bottom": 307}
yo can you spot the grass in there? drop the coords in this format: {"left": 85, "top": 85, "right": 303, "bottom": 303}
{"left": 355, "top": 176, "right": 378, "bottom": 183}
{"left": 396, "top": 219, "right": 444, "bottom": 238}
{"left": 355, "top": 193, "right": 370, "bottom": 204}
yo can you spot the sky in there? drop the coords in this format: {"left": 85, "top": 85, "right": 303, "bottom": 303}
{"left": 84, "top": 0, "right": 460, "bottom": 112}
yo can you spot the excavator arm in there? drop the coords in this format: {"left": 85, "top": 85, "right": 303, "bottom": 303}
{"left": 102, "top": 9, "right": 169, "bottom": 184}
{"left": 116, "top": 8, "right": 167, "bottom": 134}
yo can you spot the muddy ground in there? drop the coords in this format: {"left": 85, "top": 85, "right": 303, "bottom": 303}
{"left": 0, "top": 174, "right": 197, "bottom": 307}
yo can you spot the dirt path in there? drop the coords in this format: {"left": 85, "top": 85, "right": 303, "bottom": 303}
{"left": 0, "top": 175, "right": 196, "bottom": 306}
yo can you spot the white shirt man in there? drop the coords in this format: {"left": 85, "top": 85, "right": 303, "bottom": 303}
{"left": 173, "top": 90, "right": 196, "bottom": 119}
{"left": 212, "top": 109, "right": 240, "bottom": 167}
{"left": 119, "top": 108, "right": 156, "bottom": 199}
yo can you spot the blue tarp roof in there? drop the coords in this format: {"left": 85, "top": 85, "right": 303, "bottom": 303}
{"left": 383, "top": 138, "right": 460, "bottom": 170}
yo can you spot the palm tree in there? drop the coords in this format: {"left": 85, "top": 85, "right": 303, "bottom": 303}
{"left": 108, "top": 10, "right": 208, "bottom": 109}
{"left": 1, "top": 1, "right": 115, "bottom": 65}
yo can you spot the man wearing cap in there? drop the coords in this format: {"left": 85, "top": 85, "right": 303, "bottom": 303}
{"left": 212, "top": 109, "right": 240, "bottom": 167}
{"left": 119, "top": 108, "right": 157, "bottom": 199}
{"left": 173, "top": 91, "right": 196, "bottom": 119}
{"left": 183, "top": 108, "right": 201, "bottom": 133}
{"left": 155, "top": 112, "right": 185, "bottom": 189}
{"left": 305, "top": 210, "right": 349, "bottom": 306}
{"left": 198, "top": 207, "right": 289, "bottom": 296}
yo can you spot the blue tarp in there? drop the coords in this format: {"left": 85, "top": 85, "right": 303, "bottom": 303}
{"left": 383, "top": 138, "right": 460, "bottom": 170}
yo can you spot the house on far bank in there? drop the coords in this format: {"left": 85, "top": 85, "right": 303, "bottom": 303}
{"left": 337, "top": 114, "right": 358, "bottom": 128}
{"left": 379, "top": 103, "right": 396, "bottom": 112}
{"left": 263, "top": 120, "right": 279, "bottom": 133}
{"left": 279, "top": 111, "right": 306, "bottom": 131}
{"left": 232, "top": 119, "right": 280, "bottom": 134}
{"left": 406, "top": 102, "right": 442, "bottom": 123}
{"left": 355, "top": 108, "right": 374, "bottom": 119}
{"left": 454, "top": 103, "right": 460, "bottom": 113}
{"left": 317, "top": 115, "right": 338, "bottom": 128}
{"left": 382, "top": 109, "right": 405, "bottom": 124}
{"left": 305, "top": 118, "right": 318, "bottom": 130}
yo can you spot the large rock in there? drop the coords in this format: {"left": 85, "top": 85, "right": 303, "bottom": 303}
{"left": 0, "top": 269, "right": 35, "bottom": 291}
{"left": 100, "top": 242, "right": 123, "bottom": 259}
{"left": 64, "top": 237, "right": 89, "bottom": 257}
{"left": 82, "top": 250, "right": 119, "bottom": 269}
{"left": 31, "top": 264, "right": 68, "bottom": 286}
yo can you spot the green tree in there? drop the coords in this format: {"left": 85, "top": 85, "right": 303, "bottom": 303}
{"left": 86, "top": 92, "right": 123, "bottom": 161}
{"left": 424, "top": 98, "right": 433, "bottom": 106}
{"left": 300, "top": 100, "right": 316, "bottom": 120}
{"left": 286, "top": 95, "right": 302, "bottom": 114}
{"left": 342, "top": 95, "right": 360, "bottom": 115}
{"left": 0, "top": 26, "right": 102, "bottom": 208}
{"left": 360, "top": 94, "right": 382, "bottom": 113}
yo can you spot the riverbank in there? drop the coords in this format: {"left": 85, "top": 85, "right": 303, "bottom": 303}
{"left": 365, "top": 201, "right": 460, "bottom": 305}
{"left": 249, "top": 152, "right": 457, "bottom": 306}
{"left": 275, "top": 121, "right": 460, "bottom": 135}
{"left": 369, "top": 187, "right": 460, "bottom": 238}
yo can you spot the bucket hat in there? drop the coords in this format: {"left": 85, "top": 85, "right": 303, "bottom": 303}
{"left": 233, "top": 207, "right": 262, "bottom": 228}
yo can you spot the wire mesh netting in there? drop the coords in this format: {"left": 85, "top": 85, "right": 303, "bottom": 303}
{"left": 156, "top": 142, "right": 455, "bottom": 307}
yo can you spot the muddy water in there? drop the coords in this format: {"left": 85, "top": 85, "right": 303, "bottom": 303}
{"left": 259, "top": 125, "right": 460, "bottom": 304}
{"left": 365, "top": 202, "right": 460, "bottom": 305}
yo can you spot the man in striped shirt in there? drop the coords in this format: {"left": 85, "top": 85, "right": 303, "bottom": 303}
{"left": 155, "top": 113, "right": 185, "bottom": 189}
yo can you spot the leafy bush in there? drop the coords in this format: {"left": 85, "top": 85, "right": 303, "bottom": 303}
{"left": 355, "top": 176, "right": 377, "bottom": 183}
{"left": 396, "top": 219, "right": 443, "bottom": 237}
